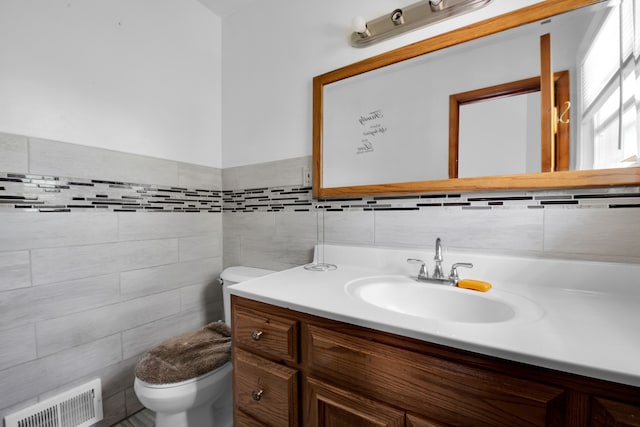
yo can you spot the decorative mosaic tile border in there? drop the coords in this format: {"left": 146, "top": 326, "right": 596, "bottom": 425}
{"left": 0, "top": 172, "right": 222, "bottom": 213}
{"left": 223, "top": 187, "right": 314, "bottom": 212}
{"left": 223, "top": 185, "right": 640, "bottom": 212}
{"left": 3, "top": 171, "right": 640, "bottom": 213}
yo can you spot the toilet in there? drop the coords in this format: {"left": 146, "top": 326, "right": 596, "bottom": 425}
{"left": 133, "top": 266, "right": 275, "bottom": 427}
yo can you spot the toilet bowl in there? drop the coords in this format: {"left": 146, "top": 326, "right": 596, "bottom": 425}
{"left": 134, "top": 363, "right": 232, "bottom": 427}
{"left": 133, "top": 266, "right": 275, "bottom": 427}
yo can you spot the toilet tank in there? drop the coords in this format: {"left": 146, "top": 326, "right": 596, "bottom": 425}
{"left": 220, "top": 266, "right": 275, "bottom": 326}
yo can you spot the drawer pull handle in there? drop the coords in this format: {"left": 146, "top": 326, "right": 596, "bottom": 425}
{"left": 251, "top": 389, "right": 264, "bottom": 401}
{"left": 251, "top": 330, "right": 263, "bottom": 341}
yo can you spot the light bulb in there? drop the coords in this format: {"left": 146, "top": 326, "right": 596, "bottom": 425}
{"left": 429, "top": 0, "right": 445, "bottom": 11}
{"left": 352, "top": 16, "right": 368, "bottom": 34}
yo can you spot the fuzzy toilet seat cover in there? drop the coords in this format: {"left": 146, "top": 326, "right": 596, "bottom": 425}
{"left": 135, "top": 321, "right": 231, "bottom": 384}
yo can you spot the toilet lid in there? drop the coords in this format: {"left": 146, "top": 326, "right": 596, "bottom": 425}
{"left": 220, "top": 266, "right": 275, "bottom": 283}
{"left": 135, "top": 322, "right": 231, "bottom": 384}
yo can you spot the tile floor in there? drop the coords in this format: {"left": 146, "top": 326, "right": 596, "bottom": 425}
{"left": 111, "top": 409, "right": 154, "bottom": 427}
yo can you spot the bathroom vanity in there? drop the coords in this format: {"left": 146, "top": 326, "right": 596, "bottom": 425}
{"left": 229, "top": 245, "right": 640, "bottom": 426}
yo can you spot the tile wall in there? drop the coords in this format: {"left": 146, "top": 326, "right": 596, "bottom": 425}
{"left": 2, "top": 130, "right": 639, "bottom": 426}
{"left": 0, "top": 133, "right": 223, "bottom": 426}
{"left": 223, "top": 158, "right": 318, "bottom": 271}
{"left": 222, "top": 158, "right": 640, "bottom": 270}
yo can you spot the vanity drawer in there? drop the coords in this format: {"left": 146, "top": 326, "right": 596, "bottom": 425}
{"left": 306, "top": 324, "right": 566, "bottom": 426}
{"left": 234, "top": 348, "right": 298, "bottom": 427}
{"left": 234, "top": 305, "right": 299, "bottom": 363}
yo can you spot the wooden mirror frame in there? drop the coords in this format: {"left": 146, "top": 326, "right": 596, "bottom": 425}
{"left": 448, "top": 70, "right": 570, "bottom": 178}
{"left": 312, "top": 0, "right": 640, "bottom": 198}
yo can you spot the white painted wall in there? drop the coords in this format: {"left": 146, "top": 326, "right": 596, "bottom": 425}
{"left": 0, "top": 0, "right": 222, "bottom": 168}
{"left": 221, "top": 0, "right": 543, "bottom": 167}
{"left": 458, "top": 93, "right": 541, "bottom": 178}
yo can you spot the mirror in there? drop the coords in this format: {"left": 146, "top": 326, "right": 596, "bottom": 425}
{"left": 313, "top": 0, "right": 640, "bottom": 198}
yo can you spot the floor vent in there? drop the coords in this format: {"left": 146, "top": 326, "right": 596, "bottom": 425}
{"left": 4, "top": 378, "right": 103, "bottom": 427}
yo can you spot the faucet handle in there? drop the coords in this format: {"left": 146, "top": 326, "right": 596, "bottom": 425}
{"left": 407, "top": 258, "right": 429, "bottom": 280}
{"left": 449, "top": 262, "right": 473, "bottom": 282}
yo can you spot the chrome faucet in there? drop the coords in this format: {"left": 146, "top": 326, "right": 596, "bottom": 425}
{"left": 433, "top": 237, "right": 445, "bottom": 279}
{"left": 406, "top": 238, "right": 473, "bottom": 286}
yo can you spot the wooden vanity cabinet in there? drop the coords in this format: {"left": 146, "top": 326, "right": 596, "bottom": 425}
{"left": 232, "top": 300, "right": 300, "bottom": 426}
{"left": 231, "top": 296, "right": 640, "bottom": 426}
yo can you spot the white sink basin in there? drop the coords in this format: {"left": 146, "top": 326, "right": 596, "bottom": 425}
{"left": 345, "top": 275, "right": 543, "bottom": 324}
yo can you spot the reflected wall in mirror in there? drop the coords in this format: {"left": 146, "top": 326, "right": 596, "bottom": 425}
{"left": 449, "top": 71, "right": 570, "bottom": 178}
{"left": 313, "top": 0, "right": 640, "bottom": 198}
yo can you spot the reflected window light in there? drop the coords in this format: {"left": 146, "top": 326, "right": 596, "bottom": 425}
{"left": 580, "top": 0, "right": 640, "bottom": 169}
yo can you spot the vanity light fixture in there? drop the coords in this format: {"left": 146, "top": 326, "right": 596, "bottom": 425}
{"left": 351, "top": 0, "right": 493, "bottom": 47}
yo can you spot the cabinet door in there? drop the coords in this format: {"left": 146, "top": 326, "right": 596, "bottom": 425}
{"left": 307, "top": 377, "right": 404, "bottom": 427}
{"left": 236, "top": 409, "right": 270, "bottom": 427}
{"left": 591, "top": 397, "right": 640, "bottom": 426}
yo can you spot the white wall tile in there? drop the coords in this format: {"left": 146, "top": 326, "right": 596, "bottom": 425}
{"left": 544, "top": 208, "right": 640, "bottom": 261}
{"left": 222, "top": 235, "right": 243, "bottom": 269}
{"left": 0, "top": 288, "right": 31, "bottom": 331}
{"left": 30, "top": 239, "right": 178, "bottom": 285}
{"left": 374, "top": 208, "right": 544, "bottom": 253}
{"left": 178, "top": 162, "right": 222, "bottom": 189}
{"left": 29, "top": 138, "right": 179, "bottom": 186}
{"left": 374, "top": 209, "right": 452, "bottom": 249}
{"left": 121, "top": 310, "right": 209, "bottom": 359}
{"left": 0, "top": 132, "right": 28, "bottom": 174}
{"left": 118, "top": 212, "right": 221, "bottom": 241}
{"left": 119, "top": 257, "right": 222, "bottom": 300}
{"left": 36, "top": 290, "right": 180, "bottom": 356}
{"left": 180, "top": 282, "right": 222, "bottom": 313}
{"left": 0, "top": 398, "right": 38, "bottom": 425}
{"left": 0, "top": 334, "right": 122, "bottom": 410}
{"left": 93, "top": 356, "right": 141, "bottom": 399}
{"left": 0, "top": 213, "right": 118, "bottom": 251}
{"left": 223, "top": 211, "right": 276, "bottom": 238}
{"left": 0, "top": 137, "right": 227, "bottom": 426}
{"left": 30, "top": 274, "right": 120, "bottom": 322}
{"left": 39, "top": 355, "right": 139, "bottom": 403}
{"left": 442, "top": 208, "right": 544, "bottom": 252}
{"left": 275, "top": 238, "right": 315, "bottom": 269}
{"left": 0, "top": 274, "right": 120, "bottom": 331}
{"left": 274, "top": 211, "right": 318, "bottom": 240}
{"left": 223, "top": 211, "right": 315, "bottom": 270}
{"left": 0, "top": 251, "right": 30, "bottom": 291}
{"left": 235, "top": 236, "right": 313, "bottom": 271}
{"left": 324, "top": 210, "right": 375, "bottom": 245}
{"left": 179, "top": 235, "right": 222, "bottom": 261}
{"left": 222, "top": 212, "right": 278, "bottom": 268}
{"left": 0, "top": 325, "right": 36, "bottom": 371}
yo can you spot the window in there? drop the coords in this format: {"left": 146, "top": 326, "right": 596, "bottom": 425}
{"left": 580, "top": 0, "right": 640, "bottom": 169}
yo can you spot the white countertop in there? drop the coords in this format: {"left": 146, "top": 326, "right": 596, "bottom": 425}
{"left": 228, "top": 244, "right": 640, "bottom": 387}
